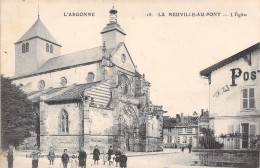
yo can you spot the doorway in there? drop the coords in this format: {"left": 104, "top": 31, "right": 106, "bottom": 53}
{"left": 241, "top": 123, "right": 249, "bottom": 148}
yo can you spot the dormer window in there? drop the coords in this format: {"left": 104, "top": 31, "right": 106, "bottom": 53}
{"left": 46, "top": 43, "right": 49, "bottom": 52}
{"left": 22, "top": 44, "right": 25, "bottom": 53}
{"left": 50, "top": 45, "right": 53, "bottom": 54}
{"left": 25, "top": 42, "right": 29, "bottom": 52}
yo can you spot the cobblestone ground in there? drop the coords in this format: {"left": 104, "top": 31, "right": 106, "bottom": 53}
{"left": 0, "top": 149, "right": 218, "bottom": 168}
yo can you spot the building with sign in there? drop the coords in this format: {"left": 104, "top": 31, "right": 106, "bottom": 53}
{"left": 11, "top": 7, "right": 166, "bottom": 153}
{"left": 200, "top": 43, "right": 260, "bottom": 149}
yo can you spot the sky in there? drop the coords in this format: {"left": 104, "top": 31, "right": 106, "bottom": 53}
{"left": 1, "top": 0, "right": 260, "bottom": 117}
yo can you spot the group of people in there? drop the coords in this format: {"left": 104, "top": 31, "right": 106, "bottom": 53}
{"left": 181, "top": 143, "right": 192, "bottom": 153}
{"left": 7, "top": 144, "right": 127, "bottom": 168}
{"left": 59, "top": 145, "right": 127, "bottom": 168}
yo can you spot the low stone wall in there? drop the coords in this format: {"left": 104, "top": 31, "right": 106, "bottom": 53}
{"left": 193, "top": 149, "right": 259, "bottom": 167}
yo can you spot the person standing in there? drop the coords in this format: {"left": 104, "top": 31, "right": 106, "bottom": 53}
{"left": 31, "top": 145, "right": 41, "bottom": 168}
{"left": 119, "top": 152, "right": 127, "bottom": 168}
{"left": 70, "top": 155, "right": 78, "bottom": 168}
{"left": 78, "top": 147, "right": 87, "bottom": 168}
{"left": 107, "top": 146, "right": 113, "bottom": 166}
{"left": 93, "top": 145, "right": 100, "bottom": 165}
{"left": 48, "top": 147, "right": 55, "bottom": 165}
{"left": 115, "top": 148, "right": 121, "bottom": 167}
{"left": 61, "top": 149, "right": 69, "bottom": 168}
{"left": 188, "top": 143, "right": 192, "bottom": 153}
{"left": 7, "top": 145, "right": 14, "bottom": 168}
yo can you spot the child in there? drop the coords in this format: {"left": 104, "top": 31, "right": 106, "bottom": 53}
{"left": 70, "top": 155, "right": 78, "bottom": 168}
{"left": 102, "top": 151, "right": 108, "bottom": 165}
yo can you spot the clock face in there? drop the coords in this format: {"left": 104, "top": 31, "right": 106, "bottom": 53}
{"left": 121, "top": 54, "right": 126, "bottom": 63}
{"left": 38, "top": 80, "right": 45, "bottom": 90}
{"left": 60, "top": 77, "right": 67, "bottom": 86}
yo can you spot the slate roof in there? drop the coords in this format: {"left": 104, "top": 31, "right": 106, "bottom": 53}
{"left": 45, "top": 81, "right": 100, "bottom": 102}
{"left": 200, "top": 42, "right": 260, "bottom": 77}
{"left": 28, "top": 81, "right": 101, "bottom": 103}
{"left": 101, "top": 23, "right": 126, "bottom": 35}
{"left": 15, "top": 18, "right": 60, "bottom": 46}
{"left": 12, "top": 46, "right": 115, "bottom": 80}
{"left": 29, "top": 87, "right": 64, "bottom": 102}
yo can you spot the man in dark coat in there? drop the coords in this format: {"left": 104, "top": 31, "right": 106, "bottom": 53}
{"left": 93, "top": 145, "right": 100, "bottom": 165}
{"left": 115, "top": 148, "right": 121, "bottom": 167}
{"left": 78, "top": 147, "right": 87, "bottom": 168}
{"left": 188, "top": 143, "right": 192, "bottom": 153}
{"left": 107, "top": 146, "right": 113, "bottom": 166}
{"left": 7, "top": 145, "right": 14, "bottom": 168}
{"left": 61, "top": 149, "right": 69, "bottom": 168}
{"left": 120, "top": 153, "right": 127, "bottom": 168}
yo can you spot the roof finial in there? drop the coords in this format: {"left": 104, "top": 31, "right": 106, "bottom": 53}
{"left": 109, "top": 4, "right": 117, "bottom": 23}
{"left": 38, "top": 5, "right": 40, "bottom": 19}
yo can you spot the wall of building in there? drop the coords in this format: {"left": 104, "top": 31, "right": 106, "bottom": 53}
{"left": 15, "top": 38, "right": 61, "bottom": 76}
{"left": 15, "top": 39, "right": 38, "bottom": 76}
{"left": 112, "top": 45, "right": 136, "bottom": 73}
{"left": 208, "top": 49, "right": 260, "bottom": 137}
{"left": 102, "top": 30, "right": 125, "bottom": 49}
{"left": 39, "top": 102, "right": 82, "bottom": 153}
{"left": 13, "top": 63, "right": 99, "bottom": 92}
{"left": 209, "top": 50, "right": 260, "bottom": 117}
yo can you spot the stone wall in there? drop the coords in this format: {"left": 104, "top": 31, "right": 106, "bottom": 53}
{"left": 193, "top": 149, "right": 259, "bottom": 167}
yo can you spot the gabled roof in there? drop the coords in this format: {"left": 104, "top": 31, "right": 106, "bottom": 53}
{"left": 101, "top": 23, "right": 126, "bottom": 35}
{"left": 15, "top": 18, "right": 60, "bottom": 46}
{"left": 200, "top": 42, "right": 260, "bottom": 77}
{"left": 11, "top": 46, "right": 115, "bottom": 80}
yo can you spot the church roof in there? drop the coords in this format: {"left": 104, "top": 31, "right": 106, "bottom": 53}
{"left": 101, "top": 23, "right": 126, "bottom": 35}
{"left": 45, "top": 82, "right": 100, "bottom": 102}
{"left": 28, "top": 80, "right": 111, "bottom": 108}
{"left": 15, "top": 18, "right": 60, "bottom": 46}
{"left": 12, "top": 46, "right": 115, "bottom": 80}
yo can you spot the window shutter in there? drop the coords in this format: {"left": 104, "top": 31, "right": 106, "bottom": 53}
{"left": 249, "top": 124, "right": 256, "bottom": 136}
{"left": 249, "top": 88, "right": 255, "bottom": 108}
{"left": 242, "top": 89, "right": 248, "bottom": 109}
{"left": 235, "top": 124, "right": 240, "bottom": 134}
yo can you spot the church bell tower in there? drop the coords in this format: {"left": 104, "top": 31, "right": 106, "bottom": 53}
{"left": 14, "top": 15, "right": 61, "bottom": 76}
{"left": 100, "top": 6, "right": 126, "bottom": 49}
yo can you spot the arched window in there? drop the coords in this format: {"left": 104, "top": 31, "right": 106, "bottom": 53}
{"left": 50, "top": 45, "right": 53, "bottom": 54}
{"left": 25, "top": 42, "right": 29, "bottom": 52}
{"left": 86, "top": 72, "right": 95, "bottom": 83}
{"left": 119, "top": 75, "right": 131, "bottom": 95}
{"left": 59, "top": 110, "right": 69, "bottom": 133}
{"left": 46, "top": 43, "right": 49, "bottom": 52}
{"left": 22, "top": 44, "right": 25, "bottom": 53}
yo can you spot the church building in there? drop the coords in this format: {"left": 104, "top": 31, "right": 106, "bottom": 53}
{"left": 11, "top": 7, "right": 166, "bottom": 153}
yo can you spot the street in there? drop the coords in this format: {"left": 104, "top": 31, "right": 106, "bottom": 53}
{"left": 0, "top": 149, "right": 206, "bottom": 168}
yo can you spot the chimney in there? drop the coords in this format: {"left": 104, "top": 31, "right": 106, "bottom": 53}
{"left": 176, "top": 114, "right": 180, "bottom": 122}
{"left": 181, "top": 113, "right": 184, "bottom": 122}
{"left": 201, "top": 109, "right": 204, "bottom": 116}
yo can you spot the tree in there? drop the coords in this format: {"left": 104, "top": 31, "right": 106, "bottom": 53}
{"left": 199, "top": 127, "right": 223, "bottom": 149}
{"left": 1, "top": 75, "right": 36, "bottom": 149}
